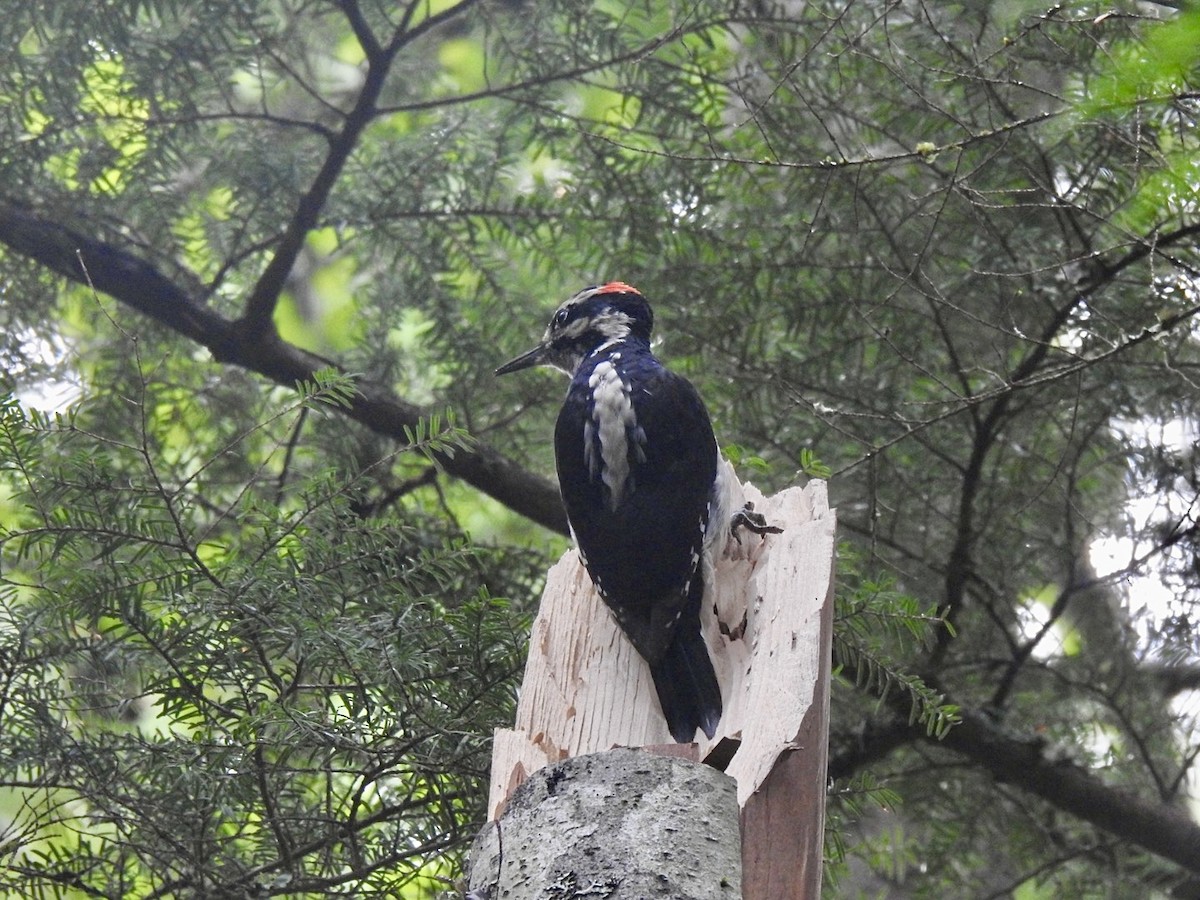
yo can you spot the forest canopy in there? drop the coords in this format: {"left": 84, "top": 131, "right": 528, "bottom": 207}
{"left": 1, "top": 0, "right": 1199, "bottom": 896}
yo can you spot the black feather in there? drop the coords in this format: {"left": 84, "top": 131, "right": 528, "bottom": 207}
{"left": 649, "top": 576, "right": 722, "bottom": 741}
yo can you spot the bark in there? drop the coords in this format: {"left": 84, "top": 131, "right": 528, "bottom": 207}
{"left": 468, "top": 749, "right": 741, "bottom": 900}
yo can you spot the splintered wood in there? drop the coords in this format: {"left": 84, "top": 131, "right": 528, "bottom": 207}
{"left": 488, "top": 462, "right": 836, "bottom": 818}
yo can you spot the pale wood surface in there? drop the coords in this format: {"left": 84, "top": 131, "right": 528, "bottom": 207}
{"left": 488, "top": 462, "right": 836, "bottom": 820}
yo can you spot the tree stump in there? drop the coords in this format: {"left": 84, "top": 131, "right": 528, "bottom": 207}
{"left": 467, "top": 749, "right": 741, "bottom": 899}
{"left": 484, "top": 465, "right": 836, "bottom": 898}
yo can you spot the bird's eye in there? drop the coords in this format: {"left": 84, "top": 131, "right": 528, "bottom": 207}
{"left": 553, "top": 308, "right": 570, "bottom": 328}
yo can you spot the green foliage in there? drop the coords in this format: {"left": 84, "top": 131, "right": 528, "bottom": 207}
{"left": 823, "top": 771, "right": 904, "bottom": 892}
{"left": 721, "top": 443, "right": 770, "bottom": 476}
{"left": 835, "top": 551, "right": 961, "bottom": 740}
{"left": 798, "top": 448, "right": 832, "bottom": 481}
{"left": 1, "top": 0, "right": 1199, "bottom": 895}
{"left": 0, "top": 386, "right": 537, "bottom": 896}
{"left": 1073, "top": 6, "right": 1200, "bottom": 236}
{"left": 1078, "top": 6, "right": 1200, "bottom": 115}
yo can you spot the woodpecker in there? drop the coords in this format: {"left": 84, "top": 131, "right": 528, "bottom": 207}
{"left": 496, "top": 282, "right": 725, "bottom": 742}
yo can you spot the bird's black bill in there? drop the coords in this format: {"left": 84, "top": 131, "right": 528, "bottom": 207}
{"left": 495, "top": 344, "right": 547, "bottom": 376}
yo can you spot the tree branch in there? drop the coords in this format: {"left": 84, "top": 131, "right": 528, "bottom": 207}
{"left": 238, "top": 10, "right": 391, "bottom": 334}
{"left": 239, "top": 0, "right": 482, "bottom": 336}
{"left": 941, "top": 708, "right": 1200, "bottom": 875}
{"left": 928, "top": 221, "right": 1200, "bottom": 665}
{"left": 832, "top": 695, "right": 1200, "bottom": 876}
{"left": 0, "top": 200, "right": 568, "bottom": 535}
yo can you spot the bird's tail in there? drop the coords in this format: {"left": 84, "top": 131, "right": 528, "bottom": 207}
{"left": 650, "top": 616, "right": 722, "bottom": 743}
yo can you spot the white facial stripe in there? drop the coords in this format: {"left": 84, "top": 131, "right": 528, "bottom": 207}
{"left": 588, "top": 360, "right": 636, "bottom": 509}
{"left": 545, "top": 309, "right": 628, "bottom": 343}
{"left": 544, "top": 315, "right": 589, "bottom": 343}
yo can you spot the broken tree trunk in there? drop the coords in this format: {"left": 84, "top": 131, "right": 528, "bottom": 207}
{"left": 468, "top": 749, "right": 741, "bottom": 899}
{"left": 477, "top": 465, "right": 836, "bottom": 899}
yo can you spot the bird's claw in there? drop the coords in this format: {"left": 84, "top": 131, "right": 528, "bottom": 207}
{"left": 730, "top": 502, "right": 783, "bottom": 544}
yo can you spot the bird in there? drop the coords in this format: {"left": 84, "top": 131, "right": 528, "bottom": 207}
{"left": 495, "top": 282, "right": 727, "bottom": 742}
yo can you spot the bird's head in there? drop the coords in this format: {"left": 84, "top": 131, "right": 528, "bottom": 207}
{"left": 495, "top": 282, "right": 653, "bottom": 377}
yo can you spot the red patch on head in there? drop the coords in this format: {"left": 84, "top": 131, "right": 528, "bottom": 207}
{"left": 597, "top": 281, "right": 640, "bottom": 295}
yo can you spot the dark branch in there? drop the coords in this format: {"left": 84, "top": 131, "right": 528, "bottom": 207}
{"left": 238, "top": 15, "right": 392, "bottom": 334}
{"left": 928, "top": 222, "right": 1200, "bottom": 665}
{"left": 833, "top": 694, "right": 1200, "bottom": 876}
{"left": 941, "top": 708, "right": 1200, "bottom": 875}
{"left": 0, "top": 200, "right": 568, "bottom": 535}
{"left": 1145, "top": 663, "right": 1200, "bottom": 698}
{"left": 240, "top": 0, "right": 483, "bottom": 336}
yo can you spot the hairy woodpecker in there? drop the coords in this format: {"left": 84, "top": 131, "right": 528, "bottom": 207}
{"left": 496, "top": 282, "right": 724, "bottom": 742}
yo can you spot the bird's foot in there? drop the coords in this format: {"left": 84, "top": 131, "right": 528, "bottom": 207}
{"left": 730, "top": 502, "right": 783, "bottom": 544}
